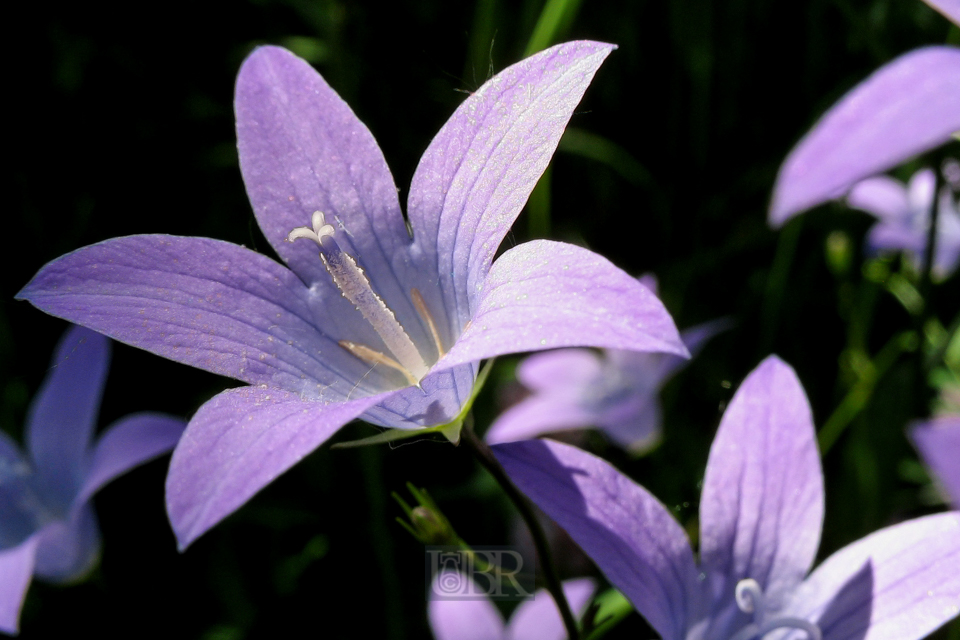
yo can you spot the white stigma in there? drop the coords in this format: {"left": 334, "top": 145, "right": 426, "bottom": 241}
{"left": 288, "top": 211, "right": 431, "bottom": 385}
{"left": 729, "top": 578, "right": 822, "bottom": 640}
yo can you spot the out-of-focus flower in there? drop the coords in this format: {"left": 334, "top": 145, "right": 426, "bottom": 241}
{"left": 910, "top": 415, "right": 960, "bottom": 507}
{"left": 17, "top": 43, "right": 686, "bottom": 549}
{"left": 921, "top": 0, "right": 960, "bottom": 25}
{"left": 495, "top": 356, "right": 960, "bottom": 640}
{"left": 769, "top": 46, "right": 960, "bottom": 226}
{"left": 848, "top": 167, "right": 960, "bottom": 279}
{"left": 0, "top": 325, "right": 185, "bottom": 635}
{"left": 428, "top": 571, "right": 595, "bottom": 640}
{"left": 486, "top": 276, "right": 727, "bottom": 453}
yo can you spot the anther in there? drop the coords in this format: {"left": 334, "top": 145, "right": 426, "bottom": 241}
{"left": 338, "top": 341, "right": 420, "bottom": 387}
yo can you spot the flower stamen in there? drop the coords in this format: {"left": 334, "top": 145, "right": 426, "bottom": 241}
{"left": 729, "top": 578, "right": 822, "bottom": 640}
{"left": 288, "top": 211, "right": 431, "bottom": 384}
{"left": 411, "top": 287, "right": 445, "bottom": 358}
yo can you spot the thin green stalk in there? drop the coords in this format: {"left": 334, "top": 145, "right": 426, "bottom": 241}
{"left": 459, "top": 422, "right": 581, "bottom": 640}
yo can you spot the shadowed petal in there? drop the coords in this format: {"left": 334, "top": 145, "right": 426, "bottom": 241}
{"left": 408, "top": 41, "right": 616, "bottom": 336}
{"left": 16, "top": 235, "right": 399, "bottom": 401}
{"left": 492, "top": 439, "right": 699, "bottom": 640}
{"left": 922, "top": 0, "right": 960, "bottom": 25}
{"left": 76, "top": 413, "right": 186, "bottom": 505}
{"left": 33, "top": 505, "right": 100, "bottom": 583}
{"left": 699, "top": 356, "right": 823, "bottom": 610}
{"left": 25, "top": 325, "right": 108, "bottom": 508}
{"left": 166, "top": 386, "right": 391, "bottom": 549}
{"left": 428, "top": 571, "right": 505, "bottom": 640}
{"left": 910, "top": 416, "right": 960, "bottom": 507}
{"left": 437, "top": 240, "right": 687, "bottom": 371}
{"left": 0, "top": 435, "right": 38, "bottom": 550}
{"left": 783, "top": 513, "right": 960, "bottom": 640}
{"left": 506, "top": 578, "right": 596, "bottom": 640}
{"left": 0, "top": 537, "right": 38, "bottom": 635}
{"left": 769, "top": 46, "right": 960, "bottom": 226}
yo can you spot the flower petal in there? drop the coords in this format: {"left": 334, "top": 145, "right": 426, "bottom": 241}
{"left": 0, "top": 435, "right": 37, "bottom": 550}
{"left": 921, "top": 0, "right": 960, "bottom": 25}
{"left": 407, "top": 41, "right": 616, "bottom": 334}
{"left": 25, "top": 325, "right": 108, "bottom": 508}
{"left": 783, "top": 512, "right": 960, "bottom": 640}
{"left": 909, "top": 415, "right": 960, "bottom": 507}
{"left": 17, "top": 235, "right": 400, "bottom": 400}
{"left": 769, "top": 46, "right": 960, "bottom": 226}
{"left": 235, "top": 46, "right": 424, "bottom": 343}
{"left": 484, "top": 394, "right": 597, "bottom": 444}
{"left": 437, "top": 240, "right": 687, "bottom": 371}
{"left": 516, "top": 349, "right": 605, "bottom": 392}
{"left": 166, "top": 385, "right": 390, "bottom": 549}
{"left": 76, "top": 413, "right": 186, "bottom": 506}
{"left": 427, "top": 571, "right": 505, "bottom": 640}
{"left": 492, "top": 439, "right": 699, "bottom": 640}
{"left": 699, "top": 356, "right": 823, "bottom": 610}
{"left": 506, "top": 578, "right": 596, "bottom": 640}
{"left": 0, "top": 536, "right": 38, "bottom": 635}
{"left": 847, "top": 176, "right": 911, "bottom": 222}
{"left": 33, "top": 504, "right": 100, "bottom": 583}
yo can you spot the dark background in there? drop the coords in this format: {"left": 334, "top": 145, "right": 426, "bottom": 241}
{"left": 3, "top": 0, "right": 958, "bottom": 638}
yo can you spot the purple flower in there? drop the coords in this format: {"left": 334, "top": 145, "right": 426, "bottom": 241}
{"left": 494, "top": 356, "right": 960, "bottom": 640}
{"left": 910, "top": 415, "right": 960, "bottom": 508}
{"left": 769, "top": 46, "right": 960, "bottom": 226}
{"left": 486, "top": 276, "right": 728, "bottom": 453}
{"left": 847, "top": 167, "right": 960, "bottom": 279}
{"left": 921, "top": 0, "right": 960, "bottom": 25}
{"left": 0, "top": 325, "right": 185, "bottom": 635}
{"left": 17, "top": 42, "right": 686, "bottom": 549}
{"left": 428, "top": 571, "right": 595, "bottom": 640}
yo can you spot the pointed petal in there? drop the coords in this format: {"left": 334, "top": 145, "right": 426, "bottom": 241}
{"left": 0, "top": 537, "right": 38, "bottom": 636}
{"left": 428, "top": 571, "right": 505, "bottom": 640}
{"left": 17, "top": 235, "right": 400, "bottom": 401}
{"left": 699, "top": 356, "right": 824, "bottom": 610}
{"left": 910, "top": 416, "right": 960, "bottom": 507}
{"left": 33, "top": 505, "right": 100, "bottom": 583}
{"left": 847, "top": 176, "right": 911, "bottom": 222}
{"left": 76, "top": 413, "right": 186, "bottom": 505}
{"left": 235, "top": 46, "right": 418, "bottom": 329}
{"left": 492, "top": 439, "right": 699, "bottom": 640}
{"left": 769, "top": 46, "right": 960, "bottom": 226}
{"left": 506, "top": 578, "right": 596, "bottom": 640}
{"left": 26, "top": 325, "right": 108, "bottom": 507}
{"left": 437, "top": 240, "right": 687, "bottom": 371}
{"left": 921, "top": 0, "right": 960, "bottom": 25}
{"left": 166, "top": 386, "right": 390, "bottom": 549}
{"left": 783, "top": 513, "right": 960, "bottom": 640}
{"left": 408, "top": 41, "right": 615, "bottom": 334}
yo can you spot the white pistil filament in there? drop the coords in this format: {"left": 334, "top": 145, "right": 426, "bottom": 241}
{"left": 728, "top": 579, "right": 822, "bottom": 640}
{"left": 287, "top": 211, "right": 443, "bottom": 386}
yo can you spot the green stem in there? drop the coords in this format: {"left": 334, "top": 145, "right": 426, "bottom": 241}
{"left": 818, "top": 331, "right": 916, "bottom": 455}
{"left": 459, "top": 422, "right": 580, "bottom": 640}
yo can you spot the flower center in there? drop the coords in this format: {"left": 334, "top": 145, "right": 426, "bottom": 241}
{"left": 727, "top": 579, "right": 822, "bottom": 640}
{"left": 288, "top": 211, "right": 443, "bottom": 386}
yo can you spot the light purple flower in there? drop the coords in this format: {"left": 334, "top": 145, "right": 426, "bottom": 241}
{"left": 486, "top": 276, "right": 727, "bottom": 453}
{"left": 910, "top": 415, "right": 960, "bottom": 508}
{"left": 848, "top": 167, "right": 960, "bottom": 279}
{"left": 769, "top": 46, "right": 960, "bottom": 226}
{"left": 0, "top": 325, "right": 185, "bottom": 635}
{"left": 17, "top": 42, "right": 686, "bottom": 549}
{"left": 921, "top": 0, "right": 960, "bottom": 25}
{"left": 428, "top": 571, "right": 595, "bottom": 640}
{"left": 494, "top": 356, "right": 960, "bottom": 640}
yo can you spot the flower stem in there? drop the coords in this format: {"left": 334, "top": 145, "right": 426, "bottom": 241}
{"left": 459, "top": 421, "right": 581, "bottom": 640}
